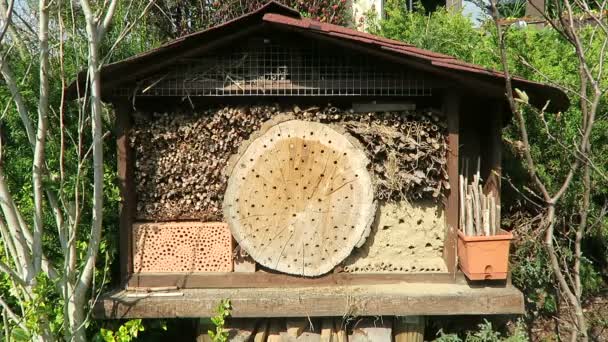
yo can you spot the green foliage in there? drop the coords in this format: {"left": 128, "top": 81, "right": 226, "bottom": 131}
{"left": 207, "top": 299, "right": 232, "bottom": 342}
{"left": 435, "top": 320, "right": 528, "bottom": 342}
{"left": 497, "top": 0, "right": 527, "bottom": 19}
{"left": 95, "top": 320, "right": 145, "bottom": 342}
{"left": 372, "top": 1, "right": 498, "bottom": 66}
{"left": 147, "top": 0, "right": 351, "bottom": 40}
{"left": 0, "top": 0, "right": 149, "bottom": 340}
{"left": 375, "top": 1, "right": 607, "bottom": 336}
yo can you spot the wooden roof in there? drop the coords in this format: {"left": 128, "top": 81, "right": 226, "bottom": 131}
{"left": 67, "top": 1, "right": 568, "bottom": 112}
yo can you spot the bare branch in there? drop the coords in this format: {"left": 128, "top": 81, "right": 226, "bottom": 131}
{"left": 0, "top": 0, "right": 15, "bottom": 43}
{"left": 0, "top": 59, "right": 35, "bottom": 146}
{"left": 0, "top": 297, "right": 28, "bottom": 334}
{"left": 0, "top": 166, "right": 32, "bottom": 278}
{"left": 98, "top": 0, "right": 118, "bottom": 41}
{"left": 31, "top": 0, "right": 50, "bottom": 278}
{"left": 488, "top": 0, "right": 552, "bottom": 202}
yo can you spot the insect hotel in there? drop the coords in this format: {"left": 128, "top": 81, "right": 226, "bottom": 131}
{"left": 68, "top": 2, "right": 568, "bottom": 340}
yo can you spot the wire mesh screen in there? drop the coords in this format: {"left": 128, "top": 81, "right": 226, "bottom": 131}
{"left": 114, "top": 39, "right": 432, "bottom": 97}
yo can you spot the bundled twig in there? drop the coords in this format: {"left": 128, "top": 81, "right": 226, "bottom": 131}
{"left": 131, "top": 105, "right": 449, "bottom": 221}
{"left": 293, "top": 106, "right": 449, "bottom": 201}
{"left": 131, "top": 106, "right": 277, "bottom": 221}
{"left": 459, "top": 158, "right": 501, "bottom": 236}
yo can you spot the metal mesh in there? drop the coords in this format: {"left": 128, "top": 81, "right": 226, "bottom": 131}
{"left": 114, "top": 39, "right": 432, "bottom": 97}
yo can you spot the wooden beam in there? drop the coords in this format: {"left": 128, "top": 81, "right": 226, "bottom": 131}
{"left": 126, "top": 272, "right": 466, "bottom": 289}
{"left": 115, "top": 101, "right": 135, "bottom": 285}
{"left": 93, "top": 282, "right": 525, "bottom": 319}
{"left": 443, "top": 91, "right": 460, "bottom": 274}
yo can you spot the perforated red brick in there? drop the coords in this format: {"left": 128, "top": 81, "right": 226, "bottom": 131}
{"left": 133, "top": 222, "right": 233, "bottom": 273}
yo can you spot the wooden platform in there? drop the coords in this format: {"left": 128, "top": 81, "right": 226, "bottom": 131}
{"left": 93, "top": 277, "right": 524, "bottom": 319}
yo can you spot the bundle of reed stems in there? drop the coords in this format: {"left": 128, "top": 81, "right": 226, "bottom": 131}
{"left": 459, "top": 159, "right": 501, "bottom": 236}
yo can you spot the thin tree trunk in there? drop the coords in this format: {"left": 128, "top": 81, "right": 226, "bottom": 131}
{"left": 32, "top": 0, "right": 50, "bottom": 279}
{"left": 544, "top": 205, "right": 588, "bottom": 342}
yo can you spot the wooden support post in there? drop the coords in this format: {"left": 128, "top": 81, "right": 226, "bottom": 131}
{"left": 253, "top": 320, "right": 269, "bottom": 342}
{"left": 334, "top": 319, "right": 348, "bottom": 342}
{"left": 320, "top": 319, "right": 334, "bottom": 342}
{"left": 443, "top": 91, "right": 460, "bottom": 273}
{"left": 267, "top": 319, "right": 283, "bottom": 342}
{"left": 225, "top": 319, "right": 258, "bottom": 342}
{"left": 196, "top": 319, "right": 212, "bottom": 342}
{"left": 350, "top": 317, "right": 392, "bottom": 342}
{"left": 394, "top": 316, "right": 425, "bottom": 342}
{"left": 286, "top": 318, "right": 307, "bottom": 338}
{"left": 115, "top": 101, "right": 135, "bottom": 286}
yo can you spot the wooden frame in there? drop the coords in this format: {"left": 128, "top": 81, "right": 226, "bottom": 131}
{"left": 442, "top": 91, "right": 460, "bottom": 274}
{"left": 102, "top": 78, "right": 526, "bottom": 322}
{"left": 114, "top": 91, "right": 474, "bottom": 287}
{"left": 126, "top": 272, "right": 469, "bottom": 289}
{"left": 114, "top": 94, "right": 466, "bottom": 288}
{"left": 116, "top": 100, "right": 136, "bottom": 285}
{"left": 94, "top": 280, "right": 524, "bottom": 318}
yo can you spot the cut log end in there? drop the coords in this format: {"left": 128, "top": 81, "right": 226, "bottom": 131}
{"left": 224, "top": 120, "right": 375, "bottom": 277}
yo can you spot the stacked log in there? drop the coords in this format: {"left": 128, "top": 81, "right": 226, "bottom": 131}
{"left": 131, "top": 105, "right": 448, "bottom": 221}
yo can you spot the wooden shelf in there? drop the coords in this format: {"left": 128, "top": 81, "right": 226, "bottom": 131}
{"left": 94, "top": 276, "right": 524, "bottom": 319}
{"left": 127, "top": 272, "right": 461, "bottom": 289}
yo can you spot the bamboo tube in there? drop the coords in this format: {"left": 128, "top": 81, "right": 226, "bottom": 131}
{"left": 489, "top": 195, "right": 496, "bottom": 236}
{"left": 480, "top": 192, "right": 486, "bottom": 235}
{"left": 465, "top": 193, "right": 473, "bottom": 235}
{"left": 476, "top": 156, "right": 481, "bottom": 183}
{"left": 471, "top": 184, "right": 480, "bottom": 235}
{"left": 483, "top": 203, "right": 490, "bottom": 236}
{"left": 496, "top": 204, "right": 501, "bottom": 234}
{"left": 459, "top": 174, "right": 465, "bottom": 230}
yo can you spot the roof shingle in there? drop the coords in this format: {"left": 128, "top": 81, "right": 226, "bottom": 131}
{"left": 66, "top": 0, "right": 568, "bottom": 112}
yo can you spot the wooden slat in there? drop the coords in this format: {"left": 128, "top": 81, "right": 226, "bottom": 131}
{"left": 93, "top": 282, "right": 524, "bottom": 319}
{"left": 443, "top": 91, "right": 460, "bottom": 274}
{"left": 115, "top": 101, "right": 135, "bottom": 284}
{"left": 126, "top": 272, "right": 463, "bottom": 289}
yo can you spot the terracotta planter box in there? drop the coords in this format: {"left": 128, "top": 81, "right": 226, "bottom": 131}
{"left": 457, "top": 229, "right": 513, "bottom": 281}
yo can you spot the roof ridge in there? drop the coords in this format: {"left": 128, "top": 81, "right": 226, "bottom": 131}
{"left": 272, "top": 13, "right": 413, "bottom": 48}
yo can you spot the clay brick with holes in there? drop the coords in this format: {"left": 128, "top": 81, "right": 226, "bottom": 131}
{"left": 133, "top": 222, "right": 233, "bottom": 273}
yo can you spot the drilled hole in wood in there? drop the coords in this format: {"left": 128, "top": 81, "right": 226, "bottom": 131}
{"left": 224, "top": 120, "right": 374, "bottom": 277}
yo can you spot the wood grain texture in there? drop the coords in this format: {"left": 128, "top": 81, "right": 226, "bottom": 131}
{"left": 116, "top": 102, "right": 135, "bottom": 284}
{"left": 224, "top": 118, "right": 375, "bottom": 276}
{"left": 350, "top": 317, "right": 392, "bottom": 342}
{"left": 394, "top": 316, "right": 425, "bottom": 342}
{"left": 126, "top": 272, "right": 463, "bottom": 289}
{"left": 93, "top": 282, "right": 524, "bottom": 318}
{"left": 443, "top": 92, "right": 460, "bottom": 274}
